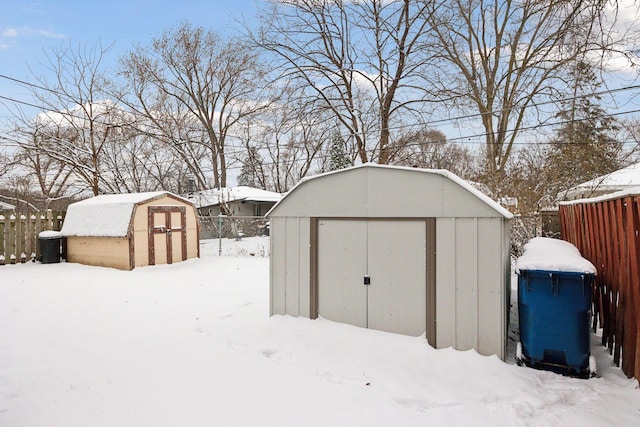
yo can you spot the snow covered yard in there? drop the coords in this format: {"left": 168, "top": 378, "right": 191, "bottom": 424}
{"left": 1, "top": 238, "right": 639, "bottom": 426}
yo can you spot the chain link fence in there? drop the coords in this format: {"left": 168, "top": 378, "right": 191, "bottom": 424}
{"left": 199, "top": 215, "right": 270, "bottom": 240}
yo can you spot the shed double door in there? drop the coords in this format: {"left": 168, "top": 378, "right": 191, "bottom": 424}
{"left": 148, "top": 206, "right": 187, "bottom": 265}
{"left": 317, "top": 219, "right": 429, "bottom": 337}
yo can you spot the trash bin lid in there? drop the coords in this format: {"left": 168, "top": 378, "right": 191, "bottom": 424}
{"left": 39, "top": 230, "right": 63, "bottom": 239}
{"left": 515, "top": 237, "right": 596, "bottom": 275}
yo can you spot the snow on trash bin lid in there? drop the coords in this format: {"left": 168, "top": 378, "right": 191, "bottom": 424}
{"left": 515, "top": 237, "right": 596, "bottom": 275}
{"left": 39, "top": 230, "right": 63, "bottom": 239}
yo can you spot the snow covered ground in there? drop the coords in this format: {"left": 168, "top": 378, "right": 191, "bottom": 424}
{"left": 1, "top": 237, "right": 639, "bottom": 426}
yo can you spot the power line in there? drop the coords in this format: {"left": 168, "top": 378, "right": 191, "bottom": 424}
{"left": 0, "top": 95, "right": 48, "bottom": 113}
{"left": 2, "top": 75, "right": 640, "bottom": 166}
{"left": 0, "top": 73, "right": 54, "bottom": 94}
{"left": 2, "top": 70, "right": 640, "bottom": 142}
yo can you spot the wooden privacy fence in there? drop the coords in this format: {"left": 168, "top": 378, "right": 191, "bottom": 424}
{"left": 0, "top": 211, "right": 64, "bottom": 265}
{"left": 559, "top": 194, "right": 640, "bottom": 379}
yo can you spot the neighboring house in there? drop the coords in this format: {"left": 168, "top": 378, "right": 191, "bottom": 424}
{"left": 0, "top": 200, "right": 16, "bottom": 213}
{"left": 561, "top": 162, "right": 640, "bottom": 201}
{"left": 190, "top": 186, "right": 282, "bottom": 217}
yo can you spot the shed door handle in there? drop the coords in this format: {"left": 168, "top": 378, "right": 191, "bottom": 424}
{"left": 364, "top": 275, "right": 370, "bottom": 285}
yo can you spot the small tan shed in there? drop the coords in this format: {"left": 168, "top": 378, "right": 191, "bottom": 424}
{"left": 267, "top": 164, "right": 512, "bottom": 359}
{"left": 61, "top": 192, "right": 200, "bottom": 270}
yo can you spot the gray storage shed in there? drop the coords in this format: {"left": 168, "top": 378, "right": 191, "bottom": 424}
{"left": 267, "top": 164, "right": 513, "bottom": 359}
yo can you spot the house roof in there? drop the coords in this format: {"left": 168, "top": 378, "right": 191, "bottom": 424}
{"left": 61, "top": 191, "right": 190, "bottom": 237}
{"left": 190, "top": 186, "right": 282, "bottom": 209}
{"left": 267, "top": 163, "right": 513, "bottom": 219}
{"left": 563, "top": 162, "right": 640, "bottom": 199}
{"left": 560, "top": 186, "right": 640, "bottom": 205}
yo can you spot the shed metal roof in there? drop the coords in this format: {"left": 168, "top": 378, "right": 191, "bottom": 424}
{"left": 267, "top": 164, "right": 513, "bottom": 219}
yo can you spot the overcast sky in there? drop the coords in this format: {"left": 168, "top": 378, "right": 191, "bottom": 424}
{"left": 0, "top": 0, "right": 258, "bottom": 116}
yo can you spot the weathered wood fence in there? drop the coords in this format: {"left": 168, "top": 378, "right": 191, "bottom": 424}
{"left": 559, "top": 194, "right": 640, "bottom": 379}
{"left": 0, "top": 211, "right": 64, "bottom": 265}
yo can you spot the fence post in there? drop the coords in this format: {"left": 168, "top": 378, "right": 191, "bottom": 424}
{"left": 0, "top": 215, "right": 5, "bottom": 265}
{"left": 8, "top": 214, "right": 16, "bottom": 264}
{"left": 54, "top": 211, "right": 64, "bottom": 231}
{"left": 28, "top": 214, "right": 37, "bottom": 261}
{"left": 218, "top": 214, "right": 223, "bottom": 256}
{"left": 17, "top": 214, "right": 26, "bottom": 263}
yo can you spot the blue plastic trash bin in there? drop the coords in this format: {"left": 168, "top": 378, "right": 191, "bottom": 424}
{"left": 517, "top": 269, "right": 594, "bottom": 376}
{"left": 515, "top": 237, "right": 597, "bottom": 377}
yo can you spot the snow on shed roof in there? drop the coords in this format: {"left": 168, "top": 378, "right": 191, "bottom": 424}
{"left": 61, "top": 191, "right": 188, "bottom": 237}
{"left": 515, "top": 237, "right": 596, "bottom": 274}
{"left": 191, "top": 186, "right": 282, "bottom": 208}
{"left": 267, "top": 164, "right": 513, "bottom": 219}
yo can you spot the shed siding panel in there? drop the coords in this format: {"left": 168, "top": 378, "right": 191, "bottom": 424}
{"left": 477, "top": 218, "right": 505, "bottom": 357}
{"left": 441, "top": 180, "right": 502, "bottom": 218}
{"left": 285, "top": 217, "right": 300, "bottom": 316}
{"left": 435, "top": 218, "right": 456, "bottom": 348}
{"left": 271, "top": 170, "right": 367, "bottom": 217}
{"left": 366, "top": 170, "right": 444, "bottom": 217}
{"left": 270, "top": 217, "right": 287, "bottom": 315}
{"left": 297, "top": 217, "right": 311, "bottom": 318}
{"left": 186, "top": 217, "right": 199, "bottom": 259}
{"left": 455, "top": 218, "right": 479, "bottom": 351}
{"left": 133, "top": 230, "right": 147, "bottom": 267}
{"left": 66, "top": 236, "right": 131, "bottom": 270}
{"left": 503, "top": 220, "right": 512, "bottom": 356}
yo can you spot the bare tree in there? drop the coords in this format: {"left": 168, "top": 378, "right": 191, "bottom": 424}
{"left": 120, "top": 23, "right": 268, "bottom": 189}
{"left": 10, "top": 42, "right": 131, "bottom": 196}
{"left": 0, "top": 140, "right": 13, "bottom": 179}
{"left": 7, "top": 112, "right": 75, "bottom": 206}
{"left": 235, "top": 88, "right": 331, "bottom": 192}
{"left": 390, "top": 128, "right": 477, "bottom": 179}
{"left": 425, "top": 0, "right": 635, "bottom": 195}
{"left": 251, "top": 0, "right": 435, "bottom": 165}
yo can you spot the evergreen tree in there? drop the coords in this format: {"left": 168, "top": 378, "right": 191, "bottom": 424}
{"left": 545, "top": 61, "right": 623, "bottom": 198}
{"left": 328, "top": 131, "right": 350, "bottom": 171}
{"left": 237, "top": 146, "right": 264, "bottom": 188}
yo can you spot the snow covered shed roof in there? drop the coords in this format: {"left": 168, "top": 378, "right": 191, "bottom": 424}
{"left": 61, "top": 191, "right": 193, "bottom": 237}
{"left": 267, "top": 164, "right": 513, "bottom": 219}
{"left": 190, "top": 186, "right": 282, "bottom": 209}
